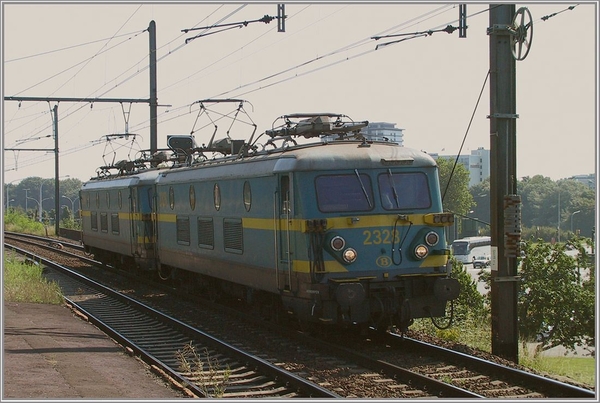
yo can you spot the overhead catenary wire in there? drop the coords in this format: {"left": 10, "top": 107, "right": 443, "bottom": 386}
{"left": 441, "top": 69, "right": 490, "bottom": 204}
{"left": 4, "top": 30, "right": 146, "bottom": 64}
{"left": 5, "top": 4, "right": 246, "bottom": 150}
{"left": 3, "top": 4, "right": 585, "bottom": 176}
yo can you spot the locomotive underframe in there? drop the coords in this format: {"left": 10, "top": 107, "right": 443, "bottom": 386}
{"left": 282, "top": 273, "right": 460, "bottom": 331}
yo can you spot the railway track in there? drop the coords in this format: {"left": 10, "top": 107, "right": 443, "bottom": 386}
{"left": 4, "top": 231, "right": 596, "bottom": 398}
{"left": 4, "top": 243, "right": 338, "bottom": 398}
{"left": 291, "top": 328, "right": 595, "bottom": 398}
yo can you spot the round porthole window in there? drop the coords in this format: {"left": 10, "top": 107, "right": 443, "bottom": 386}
{"left": 189, "top": 185, "right": 196, "bottom": 211}
{"left": 213, "top": 183, "right": 221, "bottom": 211}
{"left": 243, "top": 181, "right": 252, "bottom": 212}
{"left": 169, "top": 186, "right": 175, "bottom": 210}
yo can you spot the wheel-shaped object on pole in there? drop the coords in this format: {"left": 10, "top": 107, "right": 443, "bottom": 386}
{"left": 511, "top": 7, "right": 533, "bottom": 61}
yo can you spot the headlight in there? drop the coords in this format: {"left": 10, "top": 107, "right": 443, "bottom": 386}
{"left": 330, "top": 236, "right": 346, "bottom": 251}
{"left": 414, "top": 244, "right": 429, "bottom": 259}
{"left": 425, "top": 231, "right": 439, "bottom": 246}
{"left": 342, "top": 248, "right": 357, "bottom": 263}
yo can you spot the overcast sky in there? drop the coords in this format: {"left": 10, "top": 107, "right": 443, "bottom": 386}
{"left": 2, "top": 2, "right": 597, "bottom": 185}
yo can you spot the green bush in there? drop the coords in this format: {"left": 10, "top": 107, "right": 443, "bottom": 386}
{"left": 4, "top": 209, "right": 53, "bottom": 236}
{"left": 3, "top": 253, "right": 63, "bottom": 304}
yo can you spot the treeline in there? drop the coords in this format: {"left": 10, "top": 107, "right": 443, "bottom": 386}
{"left": 437, "top": 158, "right": 595, "bottom": 242}
{"left": 469, "top": 175, "right": 595, "bottom": 242}
{"left": 4, "top": 171, "right": 596, "bottom": 243}
{"left": 4, "top": 176, "right": 83, "bottom": 229}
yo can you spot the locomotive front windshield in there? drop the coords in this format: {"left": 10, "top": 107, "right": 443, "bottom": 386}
{"left": 315, "top": 170, "right": 431, "bottom": 213}
{"left": 315, "top": 173, "right": 374, "bottom": 212}
{"left": 378, "top": 171, "right": 431, "bottom": 210}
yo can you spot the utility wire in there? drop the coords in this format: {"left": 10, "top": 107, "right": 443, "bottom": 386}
{"left": 209, "top": 5, "right": 454, "bottom": 101}
{"left": 136, "top": 5, "right": 454, "bottom": 133}
{"left": 540, "top": 4, "right": 578, "bottom": 21}
{"left": 4, "top": 30, "right": 145, "bottom": 63}
{"left": 53, "top": 5, "right": 246, "bottom": 139}
{"left": 4, "top": 4, "right": 583, "bottom": 174}
{"left": 442, "top": 69, "right": 490, "bottom": 203}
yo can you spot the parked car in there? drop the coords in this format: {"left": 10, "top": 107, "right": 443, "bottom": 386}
{"left": 472, "top": 255, "right": 491, "bottom": 268}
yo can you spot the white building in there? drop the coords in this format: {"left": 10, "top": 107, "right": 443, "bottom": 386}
{"left": 360, "top": 122, "right": 404, "bottom": 145}
{"left": 568, "top": 174, "right": 596, "bottom": 190}
{"left": 431, "top": 147, "right": 491, "bottom": 188}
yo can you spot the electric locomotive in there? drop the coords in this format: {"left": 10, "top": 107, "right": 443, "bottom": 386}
{"left": 80, "top": 112, "right": 459, "bottom": 332}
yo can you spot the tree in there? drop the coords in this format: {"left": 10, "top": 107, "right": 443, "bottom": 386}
{"left": 517, "top": 238, "right": 595, "bottom": 355}
{"left": 436, "top": 157, "right": 474, "bottom": 216}
{"left": 469, "top": 178, "right": 491, "bottom": 236}
{"left": 518, "top": 176, "right": 595, "bottom": 240}
{"left": 450, "top": 257, "right": 486, "bottom": 322}
{"left": 518, "top": 175, "right": 557, "bottom": 228}
{"left": 4, "top": 176, "right": 83, "bottom": 222}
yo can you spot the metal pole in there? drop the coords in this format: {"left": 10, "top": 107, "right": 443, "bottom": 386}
{"left": 54, "top": 105, "right": 60, "bottom": 236}
{"left": 571, "top": 210, "right": 581, "bottom": 234}
{"left": 149, "top": 20, "right": 158, "bottom": 157}
{"left": 558, "top": 192, "right": 561, "bottom": 242}
{"left": 39, "top": 183, "right": 43, "bottom": 222}
{"left": 488, "top": 4, "right": 519, "bottom": 362}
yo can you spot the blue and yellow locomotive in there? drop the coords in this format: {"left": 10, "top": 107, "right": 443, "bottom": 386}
{"left": 81, "top": 112, "right": 459, "bottom": 331}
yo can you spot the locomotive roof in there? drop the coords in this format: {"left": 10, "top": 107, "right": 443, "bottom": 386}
{"left": 82, "top": 139, "right": 437, "bottom": 188}
{"left": 81, "top": 168, "right": 162, "bottom": 189}
{"left": 154, "top": 141, "right": 436, "bottom": 184}
{"left": 284, "top": 141, "right": 436, "bottom": 171}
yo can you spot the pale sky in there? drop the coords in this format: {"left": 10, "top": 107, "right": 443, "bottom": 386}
{"left": 2, "top": 2, "right": 597, "bottom": 185}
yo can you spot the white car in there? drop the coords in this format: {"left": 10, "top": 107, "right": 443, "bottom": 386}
{"left": 472, "top": 255, "right": 491, "bottom": 268}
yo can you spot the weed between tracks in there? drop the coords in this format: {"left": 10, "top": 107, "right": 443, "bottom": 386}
{"left": 176, "top": 342, "right": 231, "bottom": 398}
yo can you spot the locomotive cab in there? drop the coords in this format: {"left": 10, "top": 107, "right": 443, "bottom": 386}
{"left": 276, "top": 142, "right": 460, "bottom": 331}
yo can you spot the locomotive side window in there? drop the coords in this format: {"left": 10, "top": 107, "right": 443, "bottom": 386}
{"left": 189, "top": 185, "right": 196, "bottom": 211}
{"left": 106, "top": 191, "right": 110, "bottom": 209}
{"left": 169, "top": 186, "right": 175, "bottom": 210}
{"left": 96, "top": 192, "right": 100, "bottom": 208}
{"left": 214, "top": 183, "right": 221, "bottom": 211}
{"left": 118, "top": 190, "right": 122, "bottom": 209}
{"left": 315, "top": 173, "right": 374, "bottom": 212}
{"left": 243, "top": 181, "right": 251, "bottom": 212}
{"left": 378, "top": 171, "right": 431, "bottom": 210}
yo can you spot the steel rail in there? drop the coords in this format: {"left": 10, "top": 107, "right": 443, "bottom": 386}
{"left": 390, "top": 334, "right": 595, "bottom": 398}
{"left": 4, "top": 243, "right": 340, "bottom": 398}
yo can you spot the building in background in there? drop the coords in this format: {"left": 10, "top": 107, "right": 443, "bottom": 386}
{"left": 568, "top": 173, "right": 596, "bottom": 190}
{"left": 360, "top": 122, "right": 404, "bottom": 145}
{"left": 430, "top": 147, "right": 491, "bottom": 188}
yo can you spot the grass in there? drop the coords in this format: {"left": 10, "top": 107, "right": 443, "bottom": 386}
{"left": 4, "top": 209, "right": 55, "bottom": 236}
{"left": 520, "top": 352, "right": 596, "bottom": 387}
{"left": 3, "top": 252, "right": 63, "bottom": 305}
{"left": 411, "top": 316, "right": 595, "bottom": 388}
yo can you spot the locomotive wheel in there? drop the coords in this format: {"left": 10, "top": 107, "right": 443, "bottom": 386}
{"left": 297, "top": 319, "right": 318, "bottom": 335}
{"left": 157, "top": 263, "right": 172, "bottom": 281}
{"left": 369, "top": 295, "right": 387, "bottom": 330}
